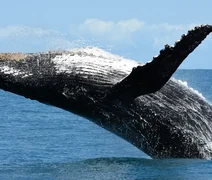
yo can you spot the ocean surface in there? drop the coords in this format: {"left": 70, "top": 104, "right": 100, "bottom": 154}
{"left": 0, "top": 69, "right": 212, "bottom": 180}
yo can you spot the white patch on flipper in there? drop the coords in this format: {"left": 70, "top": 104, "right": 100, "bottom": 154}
{"left": 51, "top": 47, "right": 140, "bottom": 74}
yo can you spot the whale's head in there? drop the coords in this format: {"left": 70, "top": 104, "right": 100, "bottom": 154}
{"left": 0, "top": 48, "right": 139, "bottom": 117}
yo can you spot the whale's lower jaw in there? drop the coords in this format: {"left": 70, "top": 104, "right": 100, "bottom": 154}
{"left": 0, "top": 25, "right": 212, "bottom": 159}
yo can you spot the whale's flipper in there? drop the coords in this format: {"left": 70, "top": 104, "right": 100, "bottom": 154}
{"left": 106, "top": 25, "right": 212, "bottom": 102}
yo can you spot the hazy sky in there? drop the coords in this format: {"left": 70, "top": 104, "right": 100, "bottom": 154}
{"left": 0, "top": 0, "right": 211, "bottom": 68}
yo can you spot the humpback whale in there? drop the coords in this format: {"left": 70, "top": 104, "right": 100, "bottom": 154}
{"left": 0, "top": 25, "right": 212, "bottom": 159}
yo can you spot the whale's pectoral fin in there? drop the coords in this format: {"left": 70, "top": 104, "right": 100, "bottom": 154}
{"left": 106, "top": 25, "right": 212, "bottom": 102}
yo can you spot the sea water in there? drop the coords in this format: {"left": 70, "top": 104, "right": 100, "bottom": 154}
{"left": 0, "top": 70, "right": 212, "bottom": 180}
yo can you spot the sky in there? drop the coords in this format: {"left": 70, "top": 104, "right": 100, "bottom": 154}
{"left": 0, "top": 0, "right": 212, "bottom": 68}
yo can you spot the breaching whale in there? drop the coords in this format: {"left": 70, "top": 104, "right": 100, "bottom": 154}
{"left": 0, "top": 25, "right": 212, "bottom": 159}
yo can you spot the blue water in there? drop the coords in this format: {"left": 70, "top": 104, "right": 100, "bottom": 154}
{"left": 0, "top": 70, "right": 212, "bottom": 180}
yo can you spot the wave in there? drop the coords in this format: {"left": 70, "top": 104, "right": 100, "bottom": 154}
{"left": 1, "top": 158, "right": 211, "bottom": 180}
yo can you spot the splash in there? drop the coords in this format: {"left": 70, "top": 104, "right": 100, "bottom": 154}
{"left": 175, "top": 79, "right": 206, "bottom": 100}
